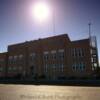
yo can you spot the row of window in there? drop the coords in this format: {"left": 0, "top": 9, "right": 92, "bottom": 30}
{"left": 43, "top": 50, "right": 64, "bottom": 61}
{"left": 9, "top": 50, "right": 64, "bottom": 62}
{"left": 8, "top": 53, "right": 36, "bottom": 64}
{"left": 71, "top": 48, "right": 84, "bottom": 57}
{"left": 8, "top": 66, "right": 23, "bottom": 72}
{"left": 8, "top": 48, "right": 85, "bottom": 62}
{"left": 44, "top": 63, "right": 64, "bottom": 73}
{"left": 9, "top": 61, "right": 24, "bottom": 65}
{"left": 9, "top": 55, "right": 23, "bottom": 61}
{"left": 72, "top": 62, "right": 85, "bottom": 71}
{"left": 9, "top": 53, "right": 36, "bottom": 60}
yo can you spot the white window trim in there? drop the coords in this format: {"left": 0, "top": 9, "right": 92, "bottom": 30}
{"left": 44, "top": 51, "right": 49, "bottom": 54}
{"left": 58, "top": 49, "right": 64, "bottom": 52}
{"left": 51, "top": 50, "right": 56, "bottom": 54}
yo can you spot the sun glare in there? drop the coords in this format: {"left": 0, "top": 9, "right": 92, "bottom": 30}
{"left": 32, "top": 1, "right": 50, "bottom": 22}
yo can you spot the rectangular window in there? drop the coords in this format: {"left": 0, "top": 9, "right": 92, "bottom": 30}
{"left": 51, "top": 50, "right": 57, "bottom": 60}
{"left": 13, "top": 67, "right": 17, "bottom": 71}
{"left": 44, "top": 54, "right": 49, "bottom": 61}
{"left": 44, "top": 64, "right": 48, "bottom": 73}
{"left": 79, "top": 48, "right": 84, "bottom": 57}
{"left": 18, "top": 55, "right": 23, "bottom": 65}
{"left": 52, "top": 64, "right": 56, "bottom": 69}
{"left": 72, "top": 63, "right": 76, "bottom": 71}
{"left": 72, "top": 63, "right": 78, "bottom": 71}
{"left": 9, "top": 56, "right": 13, "bottom": 64}
{"left": 19, "top": 54, "right": 23, "bottom": 59}
{"left": 79, "top": 62, "right": 85, "bottom": 71}
{"left": 94, "top": 63, "right": 97, "bottom": 67}
{"left": 59, "top": 63, "right": 64, "bottom": 72}
{"left": 14, "top": 56, "right": 17, "bottom": 60}
{"left": 8, "top": 67, "right": 12, "bottom": 72}
{"left": 13, "top": 56, "right": 18, "bottom": 64}
{"left": 51, "top": 53, "right": 56, "bottom": 60}
{"left": 72, "top": 48, "right": 76, "bottom": 57}
{"left": 18, "top": 66, "right": 23, "bottom": 71}
{"left": 82, "top": 49, "right": 84, "bottom": 57}
{"left": 0, "top": 67, "right": 3, "bottom": 72}
{"left": 30, "top": 53, "right": 36, "bottom": 61}
{"left": 43, "top": 51, "right": 49, "bottom": 61}
{"left": 58, "top": 49, "right": 64, "bottom": 60}
{"left": 0, "top": 59, "right": 4, "bottom": 64}
{"left": 9, "top": 56, "right": 13, "bottom": 60}
{"left": 72, "top": 48, "right": 84, "bottom": 57}
{"left": 78, "top": 49, "right": 81, "bottom": 57}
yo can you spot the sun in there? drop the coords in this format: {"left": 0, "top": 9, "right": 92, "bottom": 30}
{"left": 32, "top": 1, "right": 50, "bottom": 22}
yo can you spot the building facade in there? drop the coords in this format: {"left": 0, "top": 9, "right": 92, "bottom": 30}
{"left": 0, "top": 34, "right": 99, "bottom": 80}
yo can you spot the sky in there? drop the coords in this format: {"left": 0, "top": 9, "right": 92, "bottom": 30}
{"left": 0, "top": 0, "right": 100, "bottom": 63}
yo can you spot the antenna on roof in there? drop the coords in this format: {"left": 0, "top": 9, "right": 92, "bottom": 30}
{"left": 88, "top": 22, "right": 92, "bottom": 46}
{"left": 88, "top": 22, "right": 91, "bottom": 39}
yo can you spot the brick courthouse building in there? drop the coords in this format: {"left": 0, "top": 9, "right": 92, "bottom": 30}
{"left": 0, "top": 34, "right": 99, "bottom": 79}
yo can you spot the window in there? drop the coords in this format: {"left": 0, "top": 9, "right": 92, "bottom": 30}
{"left": 72, "top": 48, "right": 84, "bottom": 57}
{"left": 79, "top": 62, "right": 85, "bottom": 71}
{"left": 9, "top": 56, "right": 13, "bottom": 60}
{"left": 51, "top": 50, "right": 57, "bottom": 60}
{"left": 0, "top": 59, "right": 4, "bottom": 64}
{"left": 30, "top": 53, "right": 36, "bottom": 61}
{"left": 52, "top": 64, "right": 56, "bottom": 69}
{"left": 72, "top": 63, "right": 76, "bottom": 71}
{"left": 18, "top": 66, "right": 23, "bottom": 71}
{"left": 8, "top": 67, "right": 18, "bottom": 72}
{"left": 78, "top": 48, "right": 82, "bottom": 57}
{"left": 52, "top": 54, "right": 56, "bottom": 60}
{"left": 91, "top": 58, "right": 94, "bottom": 62}
{"left": 43, "top": 51, "right": 49, "bottom": 61}
{"left": 72, "top": 48, "right": 76, "bottom": 57}
{"left": 94, "top": 63, "right": 97, "bottom": 67}
{"left": 91, "top": 49, "right": 96, "bottom": 55}
{"left": 58, "top": 49, "right": 64, "bottom": 60}
{"left": 14, "top": 56, "right": 17, "bottom": 60}
{"left": 9, "top": 56, "right": 13, "bottom": 64}
{"left": 44, "top": 51, "right": 49, "bottom": 55}
{"left": 81, "top": 49, "right": 84, "bottom": 56}
{"left": 8, "top": 67, "right": 12, "bottom": 71}
{"left": 0, "top": 67, "right": 3, "bottom": 72}
{"left": 0, "top": 59, "right": 4, "bottom": 62}
{"left": 44, "top": 54, "right": 49, "bottom": 61}
{"left": 93, "top": 58, "right": 97, "bottom": 62}
{"left": 44, "top": 64, "right": 50, "bottom": 73}
{"left": 72, "top": 62, "right": 85, "bottom": 71}
{"left": 13, "top": 67, "right": 17, "bottom": 71}
{"left": 18, "top": 55, "right": 23, "bottom": 65}
{"left": 59, "top": 63, "right": 64, "bottom": 72}
{"left": 92, "top": 67, "right": 95, "bottom": 71}
{"left": 13, "top": 56, "right": 18, "bottom": 64}
{"left": 19, "top": 54, "right": 23, "bottom": 59}
{"left": 44, "top": 64, "right": 48, "bottom": 73}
